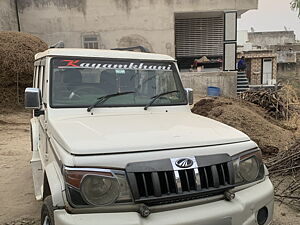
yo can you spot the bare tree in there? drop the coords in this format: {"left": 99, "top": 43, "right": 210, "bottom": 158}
{"left": 291, "top": 0, "right": 300, "bottom": 17}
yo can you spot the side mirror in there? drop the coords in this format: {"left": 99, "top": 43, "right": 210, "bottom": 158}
{"left": 185, "top": 88, "right": 193, "bottom": 105}
{"left": 25, "top": 88, "right": 42, "bottom": 109}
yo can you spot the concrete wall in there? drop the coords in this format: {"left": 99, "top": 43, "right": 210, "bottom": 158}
{"left": 269, "top": 43, "right": 300, "bottom": 52}
{"left": 180, "top": 71, "right": 237, "bottom": 97}
{"left": 12, "top": 0, "right": 257, "bottom": 57}
{"left": 268, "top": 43, "right": 300, "bottom": 94}
{"left": 0, "top": 0, "right": 18, "bottom": 31}
{"left": 248, "top": 31, "right": 296, "bottom": 48}
{"left": 277, "top": 63, "right": 297, "bottom": 78}
{"left": 277, "top": 51, "right": 297, "bottom": 63}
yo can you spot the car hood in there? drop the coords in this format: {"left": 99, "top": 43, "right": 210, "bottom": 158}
{"left": 49, "top": 112, "right": 250, "bottom": 155}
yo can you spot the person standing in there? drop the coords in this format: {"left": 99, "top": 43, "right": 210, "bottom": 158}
{"left": 238, "top": 56, "right": 247, "bottom": 71}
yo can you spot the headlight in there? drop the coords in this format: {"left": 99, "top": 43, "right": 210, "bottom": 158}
{"left": 239, "top": 156, "right": 259, "bottom": 182}
{"left": 81, "top": 175, "right": 119, "bottom": 205}
{"left": 233, "top": 149, "right": 265, "bottom": 185}
{"left": 64, "top": 167, "right": 132, "bottom": 207}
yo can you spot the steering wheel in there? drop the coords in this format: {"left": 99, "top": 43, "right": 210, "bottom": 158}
{"left": 68, "top": 87, "right": 103, "bottom": 99}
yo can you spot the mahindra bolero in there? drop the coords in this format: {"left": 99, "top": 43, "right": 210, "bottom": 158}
{"left": 25, "top": 48, "right": 274, "bottom": 225}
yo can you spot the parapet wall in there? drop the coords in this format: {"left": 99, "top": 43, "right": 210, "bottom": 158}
{"left": 180, "top": 71, "right": 237, "bottom": 97}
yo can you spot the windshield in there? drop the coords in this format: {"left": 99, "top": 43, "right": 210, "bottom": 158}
{"left": 50, "top": 58, "right": 187, "bottom": 108}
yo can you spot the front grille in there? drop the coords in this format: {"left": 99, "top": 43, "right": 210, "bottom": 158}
{"left": 126, "top": 154, "right": 235, "bottom": 205}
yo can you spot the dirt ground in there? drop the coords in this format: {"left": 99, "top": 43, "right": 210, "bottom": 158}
{"left": 0, "top": 111, "right": 40, "bottom": 225}
{"left": 0, "top": 111, "right": 299, "bottom": 225}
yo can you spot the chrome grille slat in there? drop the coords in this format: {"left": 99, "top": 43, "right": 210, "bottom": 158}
{"left": 174, "top": 170, "right": 182, "bottom": 194}
{"left": 194, "top": 168, "right": 201, "bottom": 191}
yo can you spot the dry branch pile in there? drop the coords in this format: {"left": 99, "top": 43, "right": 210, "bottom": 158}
{"left": 267, "top": 142, "right": 300, "bottom": 174}
{"left": 266, "top": 141, "right": 300, "bottom": 209}
{"left": 241, "top": 85, "right": 300, "bottom": 120}
{"left": 0, "top": 31, "right": 47, "bottom": 108}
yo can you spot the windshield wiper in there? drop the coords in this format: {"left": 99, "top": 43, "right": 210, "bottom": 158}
{"left": 87, "top": 91, "right": 135, "bottom": 112}
{"left": 144, "top": 90, "right": 179, "bottom": 110}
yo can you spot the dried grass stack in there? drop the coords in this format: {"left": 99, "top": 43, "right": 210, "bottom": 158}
{"left": 0, "top": 31, "right": 48, "bottom": 108}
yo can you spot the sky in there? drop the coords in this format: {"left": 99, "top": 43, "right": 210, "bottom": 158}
{"left": 238, "top": 0, "right": 300, "bottom": 40}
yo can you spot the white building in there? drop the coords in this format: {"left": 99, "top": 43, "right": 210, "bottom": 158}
{"left": 0, "top": 0, "right": 258, "bottom": 96}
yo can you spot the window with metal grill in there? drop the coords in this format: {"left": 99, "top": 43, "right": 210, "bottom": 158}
{"left": 83, "top": 35, "right": 99, "bottom": 49}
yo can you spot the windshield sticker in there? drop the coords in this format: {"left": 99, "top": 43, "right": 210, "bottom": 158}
{"left": 62, "top": 60, "right": 80, "bottom": 67}
{"left": 56, "top": 60, "right": 172, "bottom": 71}
{"left": 115, "top": 69, "right": 126, "bottom": 74}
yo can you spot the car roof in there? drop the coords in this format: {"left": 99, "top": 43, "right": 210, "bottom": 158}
{"left": 35, "top": 48, "right": 175, "bottom": 61}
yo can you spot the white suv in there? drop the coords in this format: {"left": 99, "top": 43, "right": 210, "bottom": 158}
{"left": 25, "top": 48, "right": 274, "bottom": 225}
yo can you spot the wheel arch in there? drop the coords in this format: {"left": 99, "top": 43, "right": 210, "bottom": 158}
{"left": 43, "top": 162, "right": 65, "bottom": 207}
{"left": 30, "top": 118, "right": 39, "bottom": 152}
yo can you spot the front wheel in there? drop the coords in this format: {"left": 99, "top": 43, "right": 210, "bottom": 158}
{"left": 41, "top": 196, "right": 55, "bottom": 225}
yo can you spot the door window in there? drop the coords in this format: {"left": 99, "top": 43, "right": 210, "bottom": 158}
{"left": 262, "top": 59, "right": 272, "bottom": 85}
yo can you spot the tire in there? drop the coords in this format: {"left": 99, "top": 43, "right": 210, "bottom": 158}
{"left": 41, "top": 196, "right": 55, "bottom": 225}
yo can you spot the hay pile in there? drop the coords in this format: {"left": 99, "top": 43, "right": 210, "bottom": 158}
{"left": 0, "top": 31, "right": 48, "bottom": 108}
{"left": 192, "top": 97, "right": 295, "bottom": 154}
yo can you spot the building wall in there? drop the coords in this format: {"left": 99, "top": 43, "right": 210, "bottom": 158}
{"left": 180, "top": 71, "right": 237, "bottom": 97}
{"left": 249, "top": 58, "right": 261, "bottom": 85}
{"left": 276, "top": 52, "right": 300, "bottom": 95}
{"left": 0, "top": 0, "right": 18, "bottom": 31}
{"left": 238, "top": 51, "right": 277, "bottom": 85}
{"left": 277, "top": 63, "right": 297, "bottom": 78}
{"left": 248, "top": 58, "right": 277, "bottom": 85}
{"left": 269, "top": 43, "right": 300, "bottom": 52}
{"left": 248, "top": 31, "right": 296, "bottom": 49}
{"left": 277, "top": 51, "right": 297, "bottom": 63}
{"left": 269, "top": 43, "right": 300, "bottom": 94}
{"left": 14, "top": 0, "right": 257, "bottom": 57}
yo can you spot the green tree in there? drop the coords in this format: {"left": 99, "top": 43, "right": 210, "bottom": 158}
{"left": 291, "top": 0, "right": 300, "bottom": 17}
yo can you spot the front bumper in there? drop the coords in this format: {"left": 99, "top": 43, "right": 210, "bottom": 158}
{"left": 54, "top": 177, "right": 274, "bottom": 225}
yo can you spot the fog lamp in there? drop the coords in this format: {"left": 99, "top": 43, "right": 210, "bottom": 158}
{"left": 257, "top": 206, "right": 268, "bottom": 225}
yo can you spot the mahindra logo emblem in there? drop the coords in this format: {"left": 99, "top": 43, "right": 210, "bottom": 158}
{"left": 175, "top": 158, "right": 193, "bottom": 168}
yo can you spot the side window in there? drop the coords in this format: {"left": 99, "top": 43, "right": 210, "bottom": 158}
{"left": 33, "top": 66, "right": 36, "bottom": 87}
{"left": 39, "top": 66, "right": 44, "bottom": 97}
{"left": 42, "top": 66, "right": 46, "bottom": 99}
{"left": 33, "top": 66, "right": 39, "bottom": 88}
